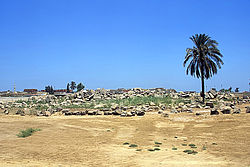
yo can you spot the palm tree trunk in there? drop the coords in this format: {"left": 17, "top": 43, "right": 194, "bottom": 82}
{"left": 201, "top": 73, "right": 205, "bottom": 103}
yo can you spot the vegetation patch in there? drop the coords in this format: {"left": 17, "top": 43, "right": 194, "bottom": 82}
{"left": 154, "top": 148, "right": 161, "bottom": 151}
{"left": 183, "top": 149, "right": 198, "bottom": 155}
{"left": 182, "top": 144, "right": 187, "bottom": 146}
{"left": 123, "top": 142, "right": 130, "bottom": 145}
{"left": 172, "top": 147, "right": 178, "bottom": 150}
{"left": 17, "top": 128, "right": 41, "bottom": 138}
{"left": 183, "top": 149, "right": 192, "bottom": 153}
{"left": 154, "top": 141, "right": 162, "bottom": 145}
{"left": 148, "top": 149, "right": 155, "bottom": 152}
{"left": 129, "top": 144, "right": 138, "bottom": 148}
{"left": 136, "top": 149, "right": 142, "bottom": 151}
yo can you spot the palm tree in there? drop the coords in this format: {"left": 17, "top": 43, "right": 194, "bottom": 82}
{"left": 70, "top": 81, "right": 76, "bottom": 92}
{"left": 183, "top": 34, "right": 224, "bottom": 103}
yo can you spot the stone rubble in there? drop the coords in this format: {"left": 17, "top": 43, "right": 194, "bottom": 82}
{"left": 0, "top": 88, "right": 249, "bottom": 117}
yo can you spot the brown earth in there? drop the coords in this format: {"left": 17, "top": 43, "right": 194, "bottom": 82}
{"left": 0, "top": 104, "right": 250, "bottom": 167}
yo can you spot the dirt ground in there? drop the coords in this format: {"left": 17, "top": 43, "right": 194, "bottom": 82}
{"left": 0, "top": 104, "right": 250, "bottom": 167}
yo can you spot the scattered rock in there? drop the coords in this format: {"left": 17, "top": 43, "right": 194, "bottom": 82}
{"left": 210, "top": 109, "right": 219, "bottom": 115}
{"left": 246, "top": 106, "right": 250, "bottom": 113}
{"left": 206, "top": 102, "right": 214, "bottom": 108}
{"left": 221, "top": 106, "right": 231, "bottom": 114}
{"left": 136, "top": 111, "right": 145, "bottom": 116}
{"left": 161, "top": 113, "right": 169, "bottom": 117}
{"left": 4, "top": 110, "right": 9, "bottom": 115}
{"left": 232, "top": 108, "right": 241, "bottom": 114}
{"left": 87, "top": 110, "right": 96, "bottom": 115}
{"left": 44, "top": 111, "right": 51, "bottom": 117}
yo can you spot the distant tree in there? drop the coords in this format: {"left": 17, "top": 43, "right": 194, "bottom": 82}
{"left": 67, "top": 83, "right": 70, "bottom": 93}
{"left": 228, "top": 87, "right": 232, "bottom": 92}
{"left": 184, "top": 34, "right": 224, "bottom": 103}
{"left": 70, "top": 81, "right": 76, "bottom": 92}
{"left": 45, "top": 85, "right": 54, "bottom": 94}
{"left": 50, "top": 85, "right": 54, "bottom": 94}
{"left": 235, "top": 88, "right": 239, "bottom": 92}
{"left": 45, "top": 86, "right": 50, "bottom": 93}
{"left": 77, "top": 83, "right": 85, "bottom": 92}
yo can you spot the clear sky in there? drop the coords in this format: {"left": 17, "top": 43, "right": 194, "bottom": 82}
{"left": 0, "top": 0, "right": 249, "bottom": 92}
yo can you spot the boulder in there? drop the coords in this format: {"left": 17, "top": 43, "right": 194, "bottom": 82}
{"left": 210, "top": 109, "right": 219, "bottom": 115}
{"left": 149, "top": 102, "right": 156, "bottom": 106}
{"left": 206, "top": 102, "right": 214, "bottom": 108}
{"left": 112, "top": 110, "right": 122, "bottom": 115}
{"left": 126, "top": 112, "right": 133, "bottom": 117}
{"left": 44, "top": 111, "right": 51, "bottom": 117}
{"left": 4, "top": 110, "right": 9, "bottom": 115}
{"left": 120, "top": 111, "right": 127, "bottom": 117}
{"left": 56, "top": 107, "right": 63, "bottom": 112}
{"left": 136, "top": 111, "right": 145, "bottom": 116}
{"left": 64, "top": 111, "right": 73, "bottom": 116}
{"left": 246, "top": 106, "right": 250, "bottom": 113}
{"left": 87, "top": 110, "right": 96, "bottom": 115}
{"left": 204, "top": 106, "right": 210, "bottom": 109}
{"left": 171, "top": 108, "right": 178, "bottom": 114}
{"left": 161, "top": 113, "right": 169, "bottom": 117}
{"left": 16, "top": 109, "right": 25, "bottom": 116}
{"left": 62, "top": 109, "right": 70, "bottom": 114}
{"left": 37, "top": 111, "right": 45, "bottom": 116}
{"left": 158, "top": 110, "right": 163, "bottom": 114}
{"left": 221, "top": 106, "right": 231, "bottom": 114}
{"left": 208, "top": 88, "right": 217, "bottom": 98}
{"left": 96, "top": 111, "right": 103, "bottom": 115}
{"left": 232, "top": 108, "right": 241, "bottom": 114}
{"left": 104, "top": 111, "right": 112, "bottom": 115}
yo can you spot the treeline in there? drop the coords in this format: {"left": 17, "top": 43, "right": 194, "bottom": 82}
{"left": 44, "top": 81, "right": 85, "bottom": 94}
{"left": 67, "top": 81, "right": 85, "bottom": 92}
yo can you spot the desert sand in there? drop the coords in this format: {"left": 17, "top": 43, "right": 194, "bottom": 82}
{"left": 0, "top": 104, "right": 249, "bottom": 167}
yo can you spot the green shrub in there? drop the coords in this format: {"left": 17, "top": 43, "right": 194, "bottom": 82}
{"left": 183, "top": 149, "right": 198, "bottom": 155}
{"left": 172, "top": 147, "right": 177, "bottom": 150}
{"left": 17, "top": 128, "right": 41, "bottom": 138}
{"left": 154, "top": 141, "right": 162, "bottom": 145}
{"left": 183, "top": 149, "right": 192, "bottom": 153}
{"left": 123, "top": 142, "right": 130, "bottom": 145}
{"left": 148, "top": 149, "right": 155, "bottom": 152}
{"left": 182, "top": 144, "right": 187, "bottom": 146}
{"left": 129, "top": 144, "right": 138, "bottom": 148}
{"left": 154, "top": 148, "right": 161, "bottom": 151}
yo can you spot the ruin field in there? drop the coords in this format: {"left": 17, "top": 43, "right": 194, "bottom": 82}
{"left": 0, "top": 104, "right": 250, "bottom": 167}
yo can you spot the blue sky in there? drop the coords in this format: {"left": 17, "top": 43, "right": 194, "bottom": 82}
{"left": 0, "top": 0, "right": 249, "bottom": 92}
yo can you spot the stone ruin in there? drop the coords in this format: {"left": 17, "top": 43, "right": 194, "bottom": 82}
{"left": 0, "top": 88, "right": 249, "bottom": 117}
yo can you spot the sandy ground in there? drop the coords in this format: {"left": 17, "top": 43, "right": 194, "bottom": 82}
{"left": 0, "top": 104, "right": 250, "bottom": 167}
{"left": 0, "top": 97, "right": 30, "bottom": 102}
